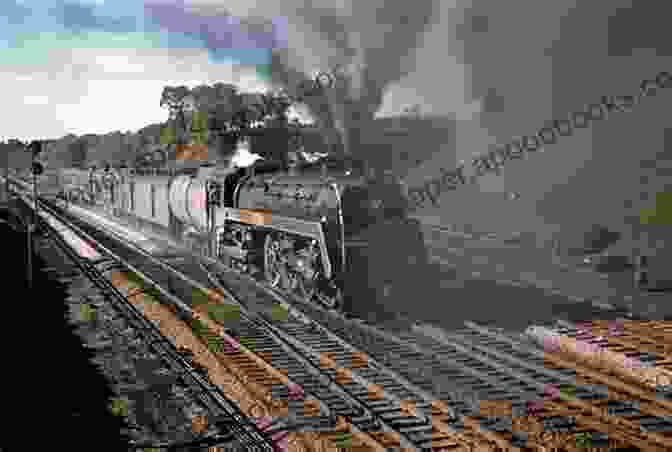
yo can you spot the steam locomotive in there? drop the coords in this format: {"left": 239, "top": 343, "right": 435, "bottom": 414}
{"left": 55, "top": 156, "right": 427, "bottom": 314}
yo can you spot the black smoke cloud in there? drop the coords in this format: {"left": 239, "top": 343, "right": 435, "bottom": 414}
{"left": 203, "top": 0, "right": 440, "bottom": 162}
{"left": 455, "top": 0, "right": 672, "bottom": 242}
{"left": 607, "top": 4, "right": 672, "bottom": 57}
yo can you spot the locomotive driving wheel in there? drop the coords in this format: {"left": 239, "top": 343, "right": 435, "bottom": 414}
{"left": 264, "top": 233, "right": 282, "bottom": 288}
{"left": 264, "top": 233, "right": 295, "bottom": 290}
{"left": 316, "top": 284, "right": 342, "bottom": 310}
{"left": 296, "top": 273, "right": 317, "bottom": 301}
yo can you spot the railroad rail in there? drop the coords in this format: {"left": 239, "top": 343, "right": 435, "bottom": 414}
{"left": 13, "top": 194, "right": 448, "bottom": 449}
{"left": 13, "top": 182, "right": 672, "bottom": 450}
{"left": 210, "top": 265, "right": 539, "bottom": 449}
{"left": 37, "top": 194, "right": 490, "bottom": 450}
{"left": 412, "top": 320, "right": 672, "bottom": 450}
{"left": 13, "top": 183, "right": 529, "bottom": 449}
{"left": 197, "top": 259, "right": 485, "bottom": 450}
{"left": 11, "top": 195, "right": 276, "bottom": 451}
{"left": 246, "top": 264, "right": 668, "bottom": 450}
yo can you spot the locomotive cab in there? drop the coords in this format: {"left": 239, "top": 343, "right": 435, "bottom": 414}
{"left": 339, "top": 173, "right": 428, "bottom": 320}
{"left": 340, "top": 174, "right": 409, "bottom": 237}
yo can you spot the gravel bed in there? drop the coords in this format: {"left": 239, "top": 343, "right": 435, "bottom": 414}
{"left": 34, "top": 229, "right": 223, "bottom": 449}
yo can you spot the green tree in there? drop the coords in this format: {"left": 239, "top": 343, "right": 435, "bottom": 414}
{"left": 189, "top": 83, "right": 293, "bottom": 161}
{"left": 1, "top": 140, "right": 31, "bottom": 171}
{"left": 189, "top": 110, "right": 210, "bottom": 145}
{"left": 67, "top": 138, "right": 88, "bottom": 168}
{"left": 159, "top": 85, "right": 194, "bottom": 145}
{"left": 159, "top": 124, "right": 177, "bottom": 146}
{"left": 191, "top": 83, "right": 242, "bottom": 154}
{"left": 158, "top": 82, "right": 299, "bottom": 164}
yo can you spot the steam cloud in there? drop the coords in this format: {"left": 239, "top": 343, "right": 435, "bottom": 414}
{"left": 192, "top": 0, "right": 439, "bottom": 161}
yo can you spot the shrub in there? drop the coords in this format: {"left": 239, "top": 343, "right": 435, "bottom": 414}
{"left": 331, "top": 431, "right": 353, "bottom": 448}
{"left": 207, "top": 303, "right": 241, "bottom": 324}
{"left": 575, "top": 432, "right": 592, "bottom": 448}
{"left": 109, "top": 397, "right": 131, "bottom": 418}
{"left": 238, "top": 336, "right": 256, "bottom": 352}
{"left": 189, "top": 318, "right": 209, "bottom": 336}
{"left": 191, "top": 288, "right": 211, "bottom": 306}
{"left": 79, "top": 303, "right": 98, "bottom": 322}
{"left": 124, "top": 271, "right": 145, "bottom": 288}
{"left": 143, "top": 285, "right": 163, "bottom": 303}
{"left": 269, "top": 304, "right": 290, "bottom": 322}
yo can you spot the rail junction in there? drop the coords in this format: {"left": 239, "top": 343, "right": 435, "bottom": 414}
{"left": 6, "top": 178, "right": 672, "bottom": 451}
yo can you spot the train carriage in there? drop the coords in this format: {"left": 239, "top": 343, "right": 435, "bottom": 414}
{"left": 129, "top": 175, "right": 171, "bottom": 228}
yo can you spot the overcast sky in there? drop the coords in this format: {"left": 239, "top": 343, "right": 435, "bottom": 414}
{"left": 0, "top": 0, "right": 290, "bottom": 141}
{"left": 0, "top": 0, "right": 473, "bottom": 142}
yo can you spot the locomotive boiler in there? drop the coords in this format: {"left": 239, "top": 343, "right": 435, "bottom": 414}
{"left": 58, "top": 156, "right": 427, "bottom": 314}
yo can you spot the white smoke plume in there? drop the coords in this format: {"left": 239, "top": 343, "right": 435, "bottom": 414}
{"left": 189, "top": 0, "right": 440, "bottom": 161}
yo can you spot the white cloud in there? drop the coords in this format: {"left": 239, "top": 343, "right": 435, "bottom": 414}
{"left": 2, "top": 43, "right": 270, "bottom": 141}
{"left": 93, "top": 53, "right": 146, "bottom": 74}
{"left": 23, "top": 95, "right": 50, "bottom": 105}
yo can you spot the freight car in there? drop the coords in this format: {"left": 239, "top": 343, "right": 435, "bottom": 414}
{"left": 57, "top": 157, "right": 427, "bottom": 313}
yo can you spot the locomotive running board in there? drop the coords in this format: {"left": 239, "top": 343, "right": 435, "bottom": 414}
{"left": 219, "top": 207, "right": 333, "bottom": 278}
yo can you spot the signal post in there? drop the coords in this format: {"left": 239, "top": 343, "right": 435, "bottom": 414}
{"left": 25, "top": 140, "right": 43, "bottom": 290}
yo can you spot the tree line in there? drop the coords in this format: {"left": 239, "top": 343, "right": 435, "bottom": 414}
{"left": 157, "top": 83, "right": 305, "bottom": 164}
{"left": 2, "top": 81, "right": 321, "bottom": 173}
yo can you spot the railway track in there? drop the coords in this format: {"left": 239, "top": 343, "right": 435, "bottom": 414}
{"left": 28, "top": 193, "right": 533, "bottom": 450}
{"left": 12, "top": 196, "right": 275, "bottom": 451}
{"left": 197, "top": 259, "right": 489, "bottom": 451}
{"left": 216, "top": 258, "right": 669, "bottom": 450}
{"left": 205, "top": 264, "right": 540, "bottom": 450}
{"left": 24, "top": 196, "right": 470, "bottom": 449}
{"left": 409, "top": 321, "right": 672, "bottom": 450}
{"left": 18, "top": 189, "right": 672, "bottom": 450}
{"left": 44, "top": 196, "right": 497, "bottom": 450}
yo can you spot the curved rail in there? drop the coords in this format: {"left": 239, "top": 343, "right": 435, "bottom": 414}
{"left": 15, "top": 180, "right": 658, "bottom": 450}
{"left": 30, "top": 192, "right": 504, "bottom": 450}
{"left": 15, "top": 195, "right": 275, "bottom": 451}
